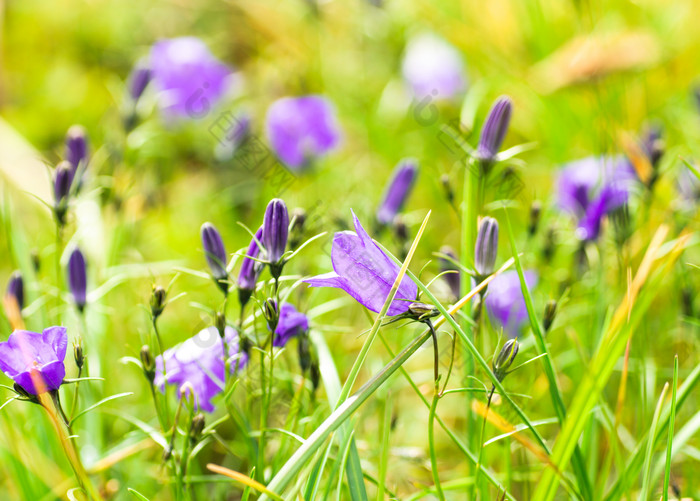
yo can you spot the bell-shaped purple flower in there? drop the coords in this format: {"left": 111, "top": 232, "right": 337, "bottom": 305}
{"left": 238, "top": 227, "right": 264, "bottom": 292}
{"left": 265, "top": 95, "right": 341, "bottom": 171}
{"left": 476, "top": 96, "right": 513, "bottom": 163}
{"left": 304, "top": 211, "right": 418, "bottom": 316}
{"left": 557, "top": 156, "right": 636, "bottom": 241}
{"left": 439, "top": 246, "right": 460, "bottom": 300}
{"left": 5, "top": 271, "right": 24, "bottom": 311}
{"left": 128, "top": 63, "right": 152, "bottom": 102}
{"left": 150, "top": 37, "right": 231, "bottom": 120}
{"left": 67, "top": 248, "right": 87, "bottom": 311}
{"left": 65, "top": 125, "right": 88, "bottom": 173}
{"left": 201, "top": 223, "right": 228, "bottom": 281}
{"left": 475, "top": 217, "right": 499, "bottom": 277}
{"left": 485, "top": 270, "right": 537, "bottom": 338}
{"left": 154, "top": 326, "right": 248, "bottom": 412}
{"left": 262, "top": 199, "right": 289, "bottom": 264}
{"left": 376, "top": 159, "right": 419, "bottom": 225}
{"left": 0, "top": 327, "right": 67, "bottom": 395}
{"left": 401, "top": 33, "right": 466, "bottom": 101}
{"left": 272, "top": 303, "right": 309, "bottom": 348}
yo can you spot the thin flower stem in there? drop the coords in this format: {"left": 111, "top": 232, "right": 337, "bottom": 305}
{"left": 474, "top": 385, "right": 495, "bottom": 499}
{"left": 69, "top": 364, "right": 82, "bottom": 419}
{"left": 152, "top": 317, "right": 171, "bottom": 428}
{"left": 426, "top": 319, "right": 445, "bottom": 501}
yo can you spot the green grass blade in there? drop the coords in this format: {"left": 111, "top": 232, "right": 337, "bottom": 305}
{"left": 640, "top": 382, "right": 669, "bottom": 500}
{"left": 662, "top": 355, "right": 678, "bottom": 501}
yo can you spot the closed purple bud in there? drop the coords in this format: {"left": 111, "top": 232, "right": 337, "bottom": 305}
{"left": 5, "top": 271, "right": 24, "bottom": 311}
{"left": 477, "top": 96, "right": 513, "bottom": 163}
{"left": 54, "top": 162, "right": 73, "bottom": 206}
{"left": 262, "top": 199, "right": 289, "bottom": 264}
{"left": 201, "top": 223, "right": 228, "bottom": 281}
{"left": 128, "top": 65, "right": 152, "bottom": 102}
{"left": 238, "top": 227, "right": 263, "bottom": 292}
{"left": 68, "top": 248, "right": 87, "bottom": 312}
{"left": 65, "top": 125, "right": 88, "bottom": 171}
{"left": 474, "top": 217, "right": 499, "bottom": 277}
{"left": 493, "top": 338, "right": 519, "bottom": 382}
{"left": 376, "top": 159, "right": 419, "bottom": 225}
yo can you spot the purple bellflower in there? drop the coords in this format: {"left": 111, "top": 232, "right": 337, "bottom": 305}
{"left": 262, "top": 199, "right": 289, "bottom": 265}
{"left": 474, "top": 217, "right": 499, "bottom": 277}
{"left": 65, "top": 125, "right": 88, "bottom": 175}
{"left": 376, "top": 159, "right": 419, "bottom": 225}
{"left": 485, "top": 270, "right": 537, "bottom": 338}
{"left": 272, "top": 303, "right": 309, "bottom": 348}
{"left": 557, "top": 156, "right": 636, "bottom": 241}
{"left": 0, "top": 327, "right": 68, "bottom": 395}
{"left": 150, "top": 37, "right": 231, "bottom": 120}
{"left": 201, "top": 223, "right": 228, "bottom": 282}
{"left": 304, "top": 211, "right": 418, "bottom": 316}
{"left": 476, "top": 96, "right": 513, "bottom": 164}
{"left": 265, "top": 95, "right": 341, "bottom": 171}
{"left": 155, "top": 326, "right": 248, "bottom": 412}
{"left": 401, "top": 33, "right": 466, "bottom": 101}
{"left": 5, "top": 271, "right": 24, "bottom": 311}
{"left": 439, "top": 246, "right": 461, "bottom": 301}
{"left": 67, "top": 248, "right": 87, "bottom": 312}
{"left": 238, "top": 227, "right": 264, "bottom": 292}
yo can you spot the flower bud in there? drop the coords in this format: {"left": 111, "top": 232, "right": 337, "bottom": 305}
{"left": 477, "top": 96, "right": 512, "bottom": 166}
{"left": 5, "top": 271, "right": 24, "bottom": 312}
{"left": 310, "top": 358, "right": 321, "bottom": 392}
{"left": 408, "top": 302, "right": 439, "bottom": 320}
{"left": 150, "top": 285, "right": 167, "bottom": 319}
{"left": 67, "top": 247, "right": 87, "bottom": 312}
{"left": 441, "top": 174, "right": 454, "bottom": 205}
{"left": 201, "top": 222, "right": 228, "bottom": 292}
{"left": 140, "top": 345, "right": 155, "bottom": 382}
{"left": 475, "top": 217, "right": 499, "bottom": 277}
{"left": 65, "top": 125, "right": 88, "bottom": 171}
{"left": 493, "top": 339, "right": 519, "bottom": 382}
{"left": 528, "top": 201, "right": 541, "bottom": 237}
{"left": 297, "top": 332, "right": 311, "bottom": 373}
{"left": 31, "top": 250, "right": 40, "bottom": 273}
{"left": 263, "top": 299, "right": 279, "bottom": 332}
{"left": 439, "top": 246, "right": 460, "bottom": 301}
{"left": 189, "top": 413, "right": 206, "bottom": 443}
{"left": 216, "top": 312, "right": 227, "bottom": 339}
{"left": 376, "top": 159, "right": 418, "bottom": 225}
{"left": 74, "top": 340, "right": 84, "bottom": 371}
{"left": 262, "top": 198, "right": 289, "bottom": 265}
{"left": 289, "top": 208, "right": 307, "bottom": 249}
{"left": 543, "top": 300, "right": 557, "bottom": 332}
{"left": 238, "top": 227, "right": 263, "bottom": 303}
{"left": 53, "top": 162, "right": 73, "bottom": 225}
{"left": 128, "top": 64, "right": 151, "bottom": 102}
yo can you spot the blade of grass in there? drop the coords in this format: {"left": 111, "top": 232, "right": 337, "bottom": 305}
{"left": 662, "top": 355, "right": 678, "bottom": 501}
{"left": 640, "top": 382, "right": 669, "bottom": 500}
{"left": 207, "top": 464, "right": 284, "bottom": 501}
{"left": 503, "top": 209, "right": 591, "bottom": 500}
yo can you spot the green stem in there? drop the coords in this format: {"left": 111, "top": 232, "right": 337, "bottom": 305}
{"left": 427, "top": 320, "right": 445, "bottom": 501}
{"left": 474, "top": 386, "right": 495, "bottom": 499}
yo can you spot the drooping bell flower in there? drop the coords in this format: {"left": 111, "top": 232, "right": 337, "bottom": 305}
{"left": 154, "top": 326, "right": 247, "bottom": 412}
{"left": 262, "top": 199, "right": 289, "bottom": 265}
{"left": 65, "top": 125, "right": 88, "bottom": 176}
{"left": 401, "top": 33, "right": 466, "bottom": 101}
{"left": 149, "top": 37, "right": 231, "bottom": 120}
{"left": 272, "top": 303, "right": 309, "bottom": 348}
{"left": 265, "top": 95, "right": 341, "bottom": 171}
{"left": 238, "top": 227, "right": 264, "bottom": 304}
{"left": 201, "top": 223, "right": 228, "bottom": 294}
{"left": 5, "top": 271, "right": 24, "bottom": 311}
{"left": 304, "top": 211, "right": 418, "bottom": 316}
{"left": 557, "top": 156, "right": 636, "bottom": 241}
{"left": 476, "top": 96, "right": 513, "bottom": 165}
{"left": 0, "top": 327, "right": 68, "bottom": 395}
{"left": 376, "top": 159, "right": 419, "bottom": 225}
{"left": 474, "top": 217, "right": 499, "bottom": 277}
{"left": 67, "top": 248, "right": 87, "bottom": 312}
{"left": 484, "top": 270, "right": 537, "bottom": 338}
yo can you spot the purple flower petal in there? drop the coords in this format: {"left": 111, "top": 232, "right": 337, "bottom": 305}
{"left": 485, "top": 271, "right": 537, "bottom": 338}
{"left": 272, "top": 303, "right": 309, "bottom": 348}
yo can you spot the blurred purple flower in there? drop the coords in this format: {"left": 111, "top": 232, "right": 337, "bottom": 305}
{"left": 485, "top": 270, "right": 537, "bottom": 338}
{"left": 5, "top": 271, "right": 24, "bottom": 311}
{"left": 402, "top": 33, "right": 466, "bottom": 101}
{"left": 477, "top": 96, "right": 513, "bottom": 163}
{"left": 155, "top": 326, "right": 247, "bottom": 412}
{"left": 0, "top": 327, "right": 67, "bottom": 395}
{"left": 677, "top": 166, "right": 700, "bottom": 208}
{"left": 376, "top": 159, "right": 418, "bottom": 225}
{"left": 557, "top": 156, "right": 636, "bottom": 241}
{"left": 65, "top": 125, "right": 88, "bottom": 180}
{"left": 150, "top": 37, "right": 231, "bottom": 119}
{"left": 439, "top": 246, "right": 460, "bottom": 300}
{"left": 265, "top": 95, "right": 341, "bottom": 171}
{"left": 304, "top": 211, "right": 417, "bottom": 316}
{"left": 128, "top": 64, "right": 152, "bottom": 102}
{"left": 640, "top": 126, "right": 663, "bottom": 169}
{"left": 67, "top": 248, "right": 87, "bottom": 312}
{"left": 272, "top": 303, "right": 309, "bottom": 348}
